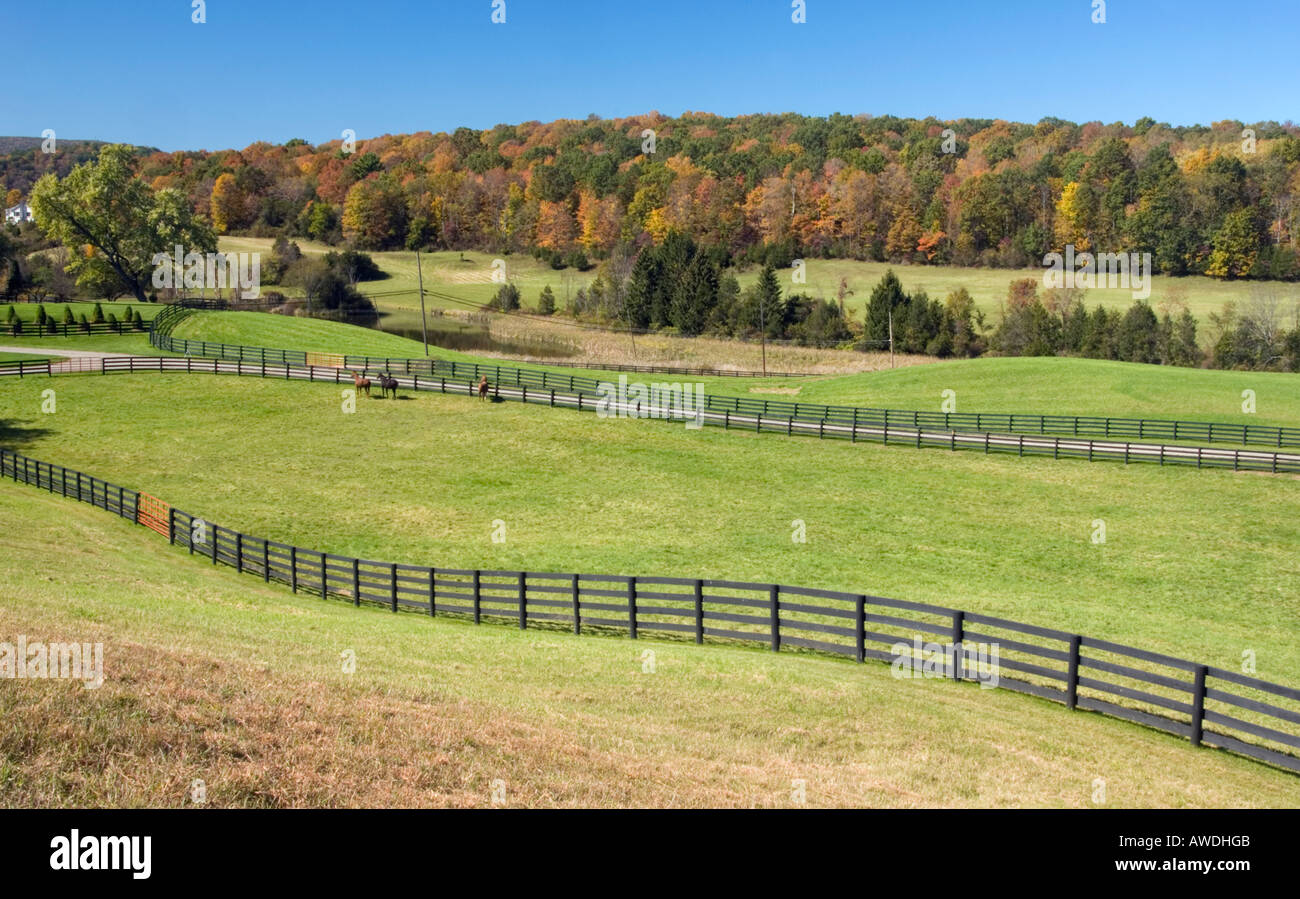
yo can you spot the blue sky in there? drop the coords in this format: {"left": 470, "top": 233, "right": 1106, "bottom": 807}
{"left": 3, "top": 0, "right": 1296, "bottom": 151}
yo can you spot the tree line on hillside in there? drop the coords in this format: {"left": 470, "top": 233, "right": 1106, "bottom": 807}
{"left": 7, "top": 142, "right": 1298, "bottom": 372}
{"left": 491, "top": 232, "right": 862, "bottom": 349}
{"left": 4, "top": 112, "right": 1299, "bottom": 280}
{"left": 491, "top": 262, "right": 1300, "bottom": 371}
{"left": 988, "top": 277, "right": 1300, "bottom": 370}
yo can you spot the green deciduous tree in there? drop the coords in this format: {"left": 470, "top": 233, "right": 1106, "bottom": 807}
{"left": 30, "top": 144, "right": 215, "bottom": 302}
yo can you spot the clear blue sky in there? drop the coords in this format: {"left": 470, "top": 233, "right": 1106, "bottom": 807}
{"left": 3, "top": 0, "right": 1295, "bottom": 152}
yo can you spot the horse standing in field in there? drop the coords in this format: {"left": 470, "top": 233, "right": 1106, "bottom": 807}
{"left": 378, "top": 373, "right": 399, "bottom": 399}
{"left": 477, "top": 375, "right": 490, "bottom": 401}
{"left": 351, "top": 371, "right": 371, "bottom": 397}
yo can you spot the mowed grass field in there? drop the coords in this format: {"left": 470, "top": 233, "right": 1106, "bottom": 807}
{"left": 0, "top": 333, "right": 159, "bottom": 355}
{"left": 2, "top": 371, "right": 1297, "bottom": 687}
{"left": 705, "top": 357, "right": 1300, "bottom": 430}
{"left": 217, "top": 236, "right": 1297, "bottom": 324}
{"left": 3, "top": 486, "right": 1299, "bottom": 807}
{"left": 170, "top": 310, "right": 470, "bottom": 360}
{"left": 169, "top": 311, "right": 1300, "bottom": 432}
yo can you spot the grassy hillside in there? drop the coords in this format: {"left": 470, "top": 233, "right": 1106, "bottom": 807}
{"left": 2, "top": 373, "right": 1297, "bottom": 685}
{"left": 170, "top": 310, "right": 469, "bottom": 360}
{"left": 705, "top": 356, "right": 1300, "bottom": 430}
{"left": 166, "top": 311, "right": 1300, "bottom": 429}
{"left": 217, "top": 236, "right": 1288, "bottom": 325}
{"left": 2, "top": 486, "right": 1297, "bottom": 807}
{"left": 173, "top": 306, "right": 920, "bottom": 374}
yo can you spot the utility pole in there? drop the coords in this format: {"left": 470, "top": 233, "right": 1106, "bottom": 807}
{"left": 760, "top": 294, "right": 767, "bottom": 376}
{"left": 415, "top": 248, "right": 429, "bottom": 356}
{"left": 888, "top": 308, "right": 895, "bottom": 369}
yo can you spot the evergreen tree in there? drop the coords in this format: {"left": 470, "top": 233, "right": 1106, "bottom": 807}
{"left": 864, "top": 270, "right": 907, "bottom": 348}
{"left": 753, "top": 263, "right": 785, "bottom": 339}
{"left": 490, "top": 283, "right": 520, "bottom": 311}
{"left": 1116, "top": 301, "right": 1159, "bottom": 363}
{"left": 1171, "top": 309, "right": 1201, "bottom": 367}
{"left": 623, "top": 250, "right": 657, "bottom": 329}
{"left": 669, "top": 255, "right": 717, "bottom": 335}
{"left": 537, "top": 285, "right": 556, "bottom": 316}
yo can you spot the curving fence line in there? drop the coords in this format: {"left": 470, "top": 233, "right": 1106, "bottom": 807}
{"left": 150, "top": 305, "right": 1300, "bottom": 450}
{"left": 2, "top": 443, "right": 1298, "bottom": 776}
{"left": 5, "top": 355, "right": 1300, "bottom": 475}
{"left": 149, "top": 303, "right": 812, "bottom": 379}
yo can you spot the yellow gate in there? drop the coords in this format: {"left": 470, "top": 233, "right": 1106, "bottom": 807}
{"left": 305, "top": 352, "right": 344, "bottom": 368}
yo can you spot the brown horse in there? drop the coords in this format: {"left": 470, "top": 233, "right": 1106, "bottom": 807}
{"left": 351, "top": 371, "right": 371, "bottom": 397}
{"left": 477, "top": 375, "right": 490, "bottom": 401}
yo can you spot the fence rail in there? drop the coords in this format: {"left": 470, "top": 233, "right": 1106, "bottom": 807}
{"left": 2, "top": 443, "right": 1297, "bottom": 776}
{"left": 5, "top": 355, "right": 1300, "bottom": 475}
{"left": 149, "top": 306, "right": 1300, "bottom": 449}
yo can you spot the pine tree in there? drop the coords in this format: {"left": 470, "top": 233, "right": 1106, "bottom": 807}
{"left": 537, "top": 285, "right": 556, "bottom": 316}
{"left": 1171, "top": 309, "right": 1201, "bottom": 367}
{"left": 754, "top": 263, "right": 785, "bottom": 339}
{"left": 864, "top": 270, "right": 907, "bottom": 348}
{"left": 669, "top": 255, "right": 717, "bottom": 336}
{"left": 623, "top": 250, "right": 657, "bottom": 329}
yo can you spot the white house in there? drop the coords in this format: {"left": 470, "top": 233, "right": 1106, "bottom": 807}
{"left": 4, "top": 202, "right": 34, "bottom": 225}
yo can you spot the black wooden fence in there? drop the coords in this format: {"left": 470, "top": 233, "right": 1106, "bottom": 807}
{"left": 5, "top": 318, "right": 151, "bottom": 338}
{"left": 2, "top": 443, "right": 1298, "bottom": 776}
{"left": 150, "top": 306, "right": 1300, "bottom": 449}
{"left": 5, "top": 355, "right": 1300, "bottom": 475}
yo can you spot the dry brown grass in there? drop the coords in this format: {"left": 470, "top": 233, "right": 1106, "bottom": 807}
{"left": 0, "top": 627, "right": 765, "bottom": 808}
{"left": 457, "top": 310, "right": 940, "bottom": 374}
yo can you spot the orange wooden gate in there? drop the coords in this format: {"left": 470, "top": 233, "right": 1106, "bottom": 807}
{"left": 137, "top": 492, "right": 172, "bottom": 537}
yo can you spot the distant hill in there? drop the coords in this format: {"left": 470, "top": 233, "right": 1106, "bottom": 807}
{"left": 0, "top": 138, "right": 157, "bottom": 195}
{"left": 1, "top": 113, "right": 1298, "bottom": 284}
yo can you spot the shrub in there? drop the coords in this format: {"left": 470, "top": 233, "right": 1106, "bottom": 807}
{"left": 563, "top": 250, "right": 592, "bottom": 272}
{"left": 91, "top": 302, "right": 105, "bottom": 324}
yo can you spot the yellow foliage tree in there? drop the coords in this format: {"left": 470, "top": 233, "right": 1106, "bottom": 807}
{"left": 210, "top": 173, "right": 245, "bottom": 234}
{"left": 1053, "top": 181, "right": 1090, "bottom": 252}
